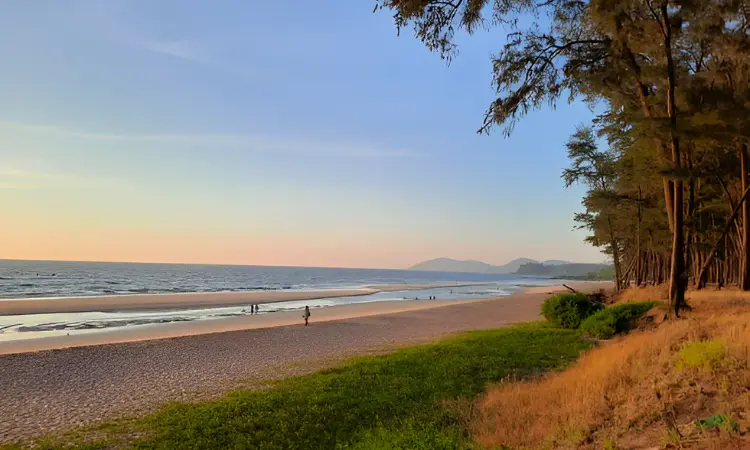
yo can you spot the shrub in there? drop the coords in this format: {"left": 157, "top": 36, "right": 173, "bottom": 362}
{"left": 541, "top": 293, "right": 604, "bottom": 329}
{"left": 580, "top": 302, "right": 656, "bottom": 339}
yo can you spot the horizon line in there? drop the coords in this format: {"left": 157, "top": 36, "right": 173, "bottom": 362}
{"left": 0, "top": 256, "right": 606, "bottom": 270}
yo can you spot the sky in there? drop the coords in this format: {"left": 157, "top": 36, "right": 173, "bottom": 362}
{"left": 0, "top": 0, "right": 605, "bottom": 269}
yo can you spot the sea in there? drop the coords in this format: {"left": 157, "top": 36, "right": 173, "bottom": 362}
{"left": 0, "top": 260, "right": 562, "bottom": 342}
{"left": 0, "top": 259, "right": 559, "bottom": 299}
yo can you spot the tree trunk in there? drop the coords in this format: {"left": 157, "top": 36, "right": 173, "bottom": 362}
{"left": 664, "top": 179, "right": 675, "bottom": 233}
{"left": 741, "top": 143, "right": 750, "bottom": 290}
{"left": 607, "top": 216, "right": 622, "bottom": 291}
{"left": 662, "top": 4, "right": 686, "bottom": 316}
{"left": 636, "top": 186, "right": 643, "bottom": 286}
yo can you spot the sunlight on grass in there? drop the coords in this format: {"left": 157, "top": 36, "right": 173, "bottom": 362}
{"left": 27, "top": 325, "right": 590, "bottom": 450}
{"left": 474, "top": 291, "right": 750, "bottom": 449}
{"left": 676, "top": 339, "right": 727, "bottom": 372}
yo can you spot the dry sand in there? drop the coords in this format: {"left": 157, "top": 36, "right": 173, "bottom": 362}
{"left": 0, "top": 281, "right": 611, "bottom": 443}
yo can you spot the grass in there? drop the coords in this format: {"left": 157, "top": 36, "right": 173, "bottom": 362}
{"left": 474, "top": 289, "right": 750, "bottom": 449}
{"left": 676, "top": 339, "right": 727, "bottom": 372}
{"left": 25, "top": 324, "right": 590, "bottom": 450}
{"left": 579, "top": 301, "right": 656, "bottom": 339}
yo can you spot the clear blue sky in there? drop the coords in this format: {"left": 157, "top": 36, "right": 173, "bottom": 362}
{"left": 0, "top": 0, "right": 604, "bottom": 268}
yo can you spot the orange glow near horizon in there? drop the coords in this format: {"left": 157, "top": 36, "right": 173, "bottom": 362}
{"left": 0, "top": 223, "right": 482, "bottom": 269}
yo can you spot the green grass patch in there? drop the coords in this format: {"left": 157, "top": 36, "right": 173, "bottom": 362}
{"left": 32, "top": 325, "right": 590, "bottom": 450}
{"left": 579, "top": 302, "right": 656, "bottom": 339}
{"left": 695, "top": 414, "right": 739, "bottom": 433}
{"left": 676, "top": 339, "right": 727, "bottom": 372}
{"left": 541, "top": 293, "right": 604, "bottom": 329}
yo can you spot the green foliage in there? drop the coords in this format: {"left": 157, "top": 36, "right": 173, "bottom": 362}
{"left": 695, "top": 414, "right": 739, "bottom": 433}
{"left": 43, "top": 325, "right": 589, "bottom": 449}
{"left": 377, "top": 0, "right": 750, "bottom": 293}
{"left": 676, "top": 339, "right": 727, "bottom": 372}
{"left": 580, "top": 302, "right": 656, "bottom": 339}
{"left": 584, "top": 266, "right": 615, "bottom": 281}
{"left": 541, "top": 293, "right": 604, "bottom": 329}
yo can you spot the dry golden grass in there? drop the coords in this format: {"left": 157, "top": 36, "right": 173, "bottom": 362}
{"left": 474, "top": 290, "right": 750, "bottom": 450}
{"left": 617, "top": 284, "right": 669, "bottom": 303}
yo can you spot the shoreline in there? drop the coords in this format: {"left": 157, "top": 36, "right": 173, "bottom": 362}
{"left": 0, "top": 282, "right": 484, "bottom": 316}
{"left": 0, "top": 281, "right": 612, "bottom": 443}
{"left": 0, "top": 298, "right": 472, "bottom": 356}
{"left": 0, "top": 281, "right": 612, "bottom": 356}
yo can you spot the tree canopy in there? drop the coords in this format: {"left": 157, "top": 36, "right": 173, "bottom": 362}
{"left": 377, "top": 0, "right": 750, "bottom": 312}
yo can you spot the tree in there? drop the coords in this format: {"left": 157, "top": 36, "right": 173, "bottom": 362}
{"left": 562, "top": 127, "right": 624, "bottom": 290}
{"left": 376, "top": 0, "right": 750, "bottom": 313}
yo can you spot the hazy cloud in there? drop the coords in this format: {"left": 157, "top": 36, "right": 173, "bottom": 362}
{"left": 0, "top": 166, "right": 99, "bottom": 190}
{"left": 138, "top": 39, "right": 213, "bottom": 65}
{"left": 0, "top": 122, "right": 419, "bottom": 159}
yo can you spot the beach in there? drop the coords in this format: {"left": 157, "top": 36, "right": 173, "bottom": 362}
{"left": 0, "top": 298, "right": 469, "bottom": 355}
{"left": 0, "top": 281, "right": 610, "bottom": 443}
{"left": 0, "top": 283, "right": 481, "bottom": 316}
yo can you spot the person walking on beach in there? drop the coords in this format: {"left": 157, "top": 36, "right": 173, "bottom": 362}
{"left": 303, "top": 306, "right": 311, "bottom": 326}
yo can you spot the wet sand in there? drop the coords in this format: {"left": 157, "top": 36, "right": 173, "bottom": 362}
{"left": 0, "top": 282, "right": 611, "bottom": 443}
{"left": 0, "top": 283, "right": 478, "bottom": 316}
{"left": 0, "top": 299, "right": 469, "bottom": 355}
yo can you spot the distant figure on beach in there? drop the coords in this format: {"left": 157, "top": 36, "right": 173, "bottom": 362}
{"left": 255, "top": 304, "right": 260, "bottom": 314}
{"left": 250, "top": 305, "right": 255, "bottom": 315}
{"left": 303, "top": 306, "right": 311, "bottom": 326}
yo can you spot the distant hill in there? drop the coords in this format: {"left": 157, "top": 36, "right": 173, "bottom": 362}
{"left": 409, "top": 257, "right": 561, "bottom": 274}
{"left": 542, "top": 260, "right": 571, "bottom": 266}
{"left": 408, "top": 258, "right": 500, "bottom": 273}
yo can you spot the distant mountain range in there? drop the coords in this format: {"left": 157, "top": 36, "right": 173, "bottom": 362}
{"left": 408, "top": 257, "right": 610, "bottom": 277}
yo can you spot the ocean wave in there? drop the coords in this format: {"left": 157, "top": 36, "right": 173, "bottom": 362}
{"left": 127, "top": 288, "right": 151, "bottom": 294}
{"left": 0, "top": 261, "right": 551, "bottom": 301}
{"left": 0, "top": 323, "right": 20, "bottom": 333}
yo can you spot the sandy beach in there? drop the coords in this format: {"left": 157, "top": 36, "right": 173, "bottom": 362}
{"left": 0, "top": 283, "right": 481, "bottom": 316}
{"left": 0, "top": 281, "right": 611, "bottom": 443}
{"left": 0, "top": 298, "right": 470, "bottom": 355}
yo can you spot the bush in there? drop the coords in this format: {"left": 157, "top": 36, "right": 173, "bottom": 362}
{"left": 580, "top": 302, "right": 656, "bottom": 339}
{"left": 541, "top": 293, "right": 604, "bottom": 329}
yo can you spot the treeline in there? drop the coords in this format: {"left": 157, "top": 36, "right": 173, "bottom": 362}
{"left": 377, "top": 0, "right": 750, "bottom": 314}
{"left": 515, "top": 262, "right": 611, "bottom": 278}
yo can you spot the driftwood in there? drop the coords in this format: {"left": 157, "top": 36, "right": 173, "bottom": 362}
{"left": 563, "top": 284, "right": 606, "bottom": 304}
